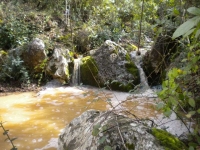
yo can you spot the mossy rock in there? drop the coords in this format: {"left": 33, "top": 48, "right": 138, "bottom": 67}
{"left": 80, "top": 56, "right": 99, "bottom": 86}
{"left": 110, "top": 81, "right": 133, "bottom": 92}
{"left": 125, "top": 143, "right": 135, "bottom": 150}
{"left": 125, "top": 54, "right": 140, "bottom": 85}
{"left": 110, "top": 54, "right": 140, "bottom": 92}
{"left": 151, "top": 128, "right": 187, "bottom": 150}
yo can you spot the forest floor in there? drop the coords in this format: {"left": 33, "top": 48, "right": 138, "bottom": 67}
{"left": 0, "top": 82, "right": 41, "bottom": 96}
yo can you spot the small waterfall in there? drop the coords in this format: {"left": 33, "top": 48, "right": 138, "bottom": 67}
{"left": 71, "top": 58, "right": 81, "bottom": 86}
{"left": 130, "top": 51, "right": 150, "bottom": 91}
{"left": 135, "top": 60, "right": 150, "bottom": 91}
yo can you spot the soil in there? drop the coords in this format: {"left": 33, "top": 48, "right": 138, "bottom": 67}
{"left": 0, "top": 82, "right": 41, "bottom": 96}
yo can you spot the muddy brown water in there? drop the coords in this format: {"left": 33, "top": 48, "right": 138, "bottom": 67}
{"left": 0, "top": 86, "right": 160, "bottom": 150}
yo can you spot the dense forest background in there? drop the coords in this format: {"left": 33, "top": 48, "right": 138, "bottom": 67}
{"left": 0, "top": 0, "right": 200, "bottom": 149}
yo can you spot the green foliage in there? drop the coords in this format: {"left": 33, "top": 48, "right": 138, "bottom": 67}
{"left": 0, "top": 55, "right": 30, "bottom": 84}
{"left": 0, "top": 4, "right": 39, "bottom": 49}
{"left": 80, "top": 56, "right": 99, "bottom": 86}
{"left": 151, "top": 128, "right": 187, "bottom": 150}
{"left": 172, "top": 7, "right": 200, "bottom": 39}
{"left": 74, "top": 29, "right": 90, "bottom": 53}
{"left": 34, "top": 58, "right": 49, "bottom": 85}
{"left": 158, "top": 9, "right": 200, "bottom": 149}
{"left": 125, "top": 54, "right": 140, "bottom": 85}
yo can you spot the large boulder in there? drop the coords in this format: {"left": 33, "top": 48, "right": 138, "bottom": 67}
{"left": 46, "top": 47, "right": 71, "bottom": 83}
{"left": 58, "top": 110, "right": 186, "bottom": 150}
{"left": 22, "top": 38, "right": 47, "bottom": 72}
{"left": 142, "top": 35, "right": 178, "bottom": 86}
{"left": 80, "top": 40, "right": 140, "bottom": 91}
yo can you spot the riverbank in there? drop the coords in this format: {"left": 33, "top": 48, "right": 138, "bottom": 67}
{"left": 0, "top": 82, "right": 41, "bottom": 96}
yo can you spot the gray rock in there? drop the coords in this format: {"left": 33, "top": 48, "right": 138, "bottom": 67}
{"left": 81, "top": 40, "right": 140, "bottom": 91}
{"left": 58, "top": 110, "right": 164, "bottom": 150}
{"left": 46, "top": 48, "right": 71, "bottom": 83}
{"left": 22, "top": 38, "right": 47, "bottom": 72}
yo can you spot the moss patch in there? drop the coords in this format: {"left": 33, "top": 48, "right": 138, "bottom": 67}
{"left": 110, "top": 81, "right": 133, "bottom": 92}
{"left": 109, "top": 53, "right": 140, "bottom": 92}
{"left": 151, "top": 128, "right": 187, "bottom": 150}
{"left": 125, "top": 54, "right": 140, "bottom": 85}
{"left": 125, "top": 143, "right": 135, "bottom": 150}
{"left": 80, "top": 56, "right": 99, "bottom": 86}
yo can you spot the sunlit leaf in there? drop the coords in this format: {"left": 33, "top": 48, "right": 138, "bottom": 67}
{"left": 187, "top": 7, "right": 200, "bottom": 16}
{"left": 186, "top": 111, "right": 196, "bottom": 118}
{"left": 195, "top": 29, "right": 200, "bottom": 38}
{"left": 172, "top": 16, "right": 200, "bottom": 39}
{"left": 169, "top": 96, "right": 178, "bottom": 106}
{"left": 188, "top": 98, "right": 195, "bottom": 107}
{"left": 111, "top": 80, "right": 118, "bottom": 84}
{"left": 173, "top": 8, "right": 180, "bottom": 15}
{"left": 183, "top": 28, "right": 196, "bottom": 38}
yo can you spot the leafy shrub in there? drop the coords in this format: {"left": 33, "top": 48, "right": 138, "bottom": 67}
{"left": 74, "top": 29, "right": 91, "bottom": 53}
{"left": 0, "top": 55, "right": 30, "bottom": 84}
{"left": 0, "top": 2, "right": 39, "bottom": 50}
{"left": 158, "top": 7, "right": 200, "bottom": 149}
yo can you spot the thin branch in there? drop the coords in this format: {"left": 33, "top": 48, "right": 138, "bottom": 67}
{"left": 137, "top": 0, "right": 145, "bottom": 55}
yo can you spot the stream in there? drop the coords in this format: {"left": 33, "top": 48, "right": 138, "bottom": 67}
{"left": 0, "top": 84, "right": 190, "bottom": 150}
{"left": 0, "top": 83, "right": 161, "bottom": 150}
{"left": 0, "top": 48, "right": 189, "bottom": 149}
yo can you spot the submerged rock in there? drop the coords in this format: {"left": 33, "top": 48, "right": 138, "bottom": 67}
{"left": 58, "top": 110, "right": 165, "bottom": 150}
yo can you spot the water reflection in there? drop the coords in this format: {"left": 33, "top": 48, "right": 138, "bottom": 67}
{"left": 0, "top": 86, "right": 159, "bottom": 150}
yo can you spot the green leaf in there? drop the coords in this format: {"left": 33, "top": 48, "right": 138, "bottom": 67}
{"left": 172, "top": 16, "right": 200, "bottom": 39}
{"left": 104, "top": 145, "right": 112, "bottom": 150}
{"left": 156, "top": 102, "right": 165, "bottom": 110}
{"left": 164, "top": 109, "right": 172, "bottom": 117}
{"left": 92, "top": 128, "right": 100, "bottom": 136}
{"left": 188, "top": 98, "right": 195, "bottom": 107}
{"left": 187, "top": 7, "right": 200, "bottom": 16}
{"left": 197, "top": 108, "right": 200, "bottom": 114}
{"left": 189, "top": 146, "right": 195, "bottom": 150}
{"left": 169, "top": 96, "right": 178, "bottom": 106}
{"left": 186, "top": 111, "right": 196, "bottom": 118}
{"left": 173, "top": 8, "right": 180, "bottom": 15}
{"left": 195, "top": 29, "right": 200, "bottom": 38}
{"left": 99, "top": 136, "right": 106, "bottom": 144}
{"left": 92, "top": 123, "right": 101, "bottom": 136}
{"left": 102, "top": 125, "right": 107, "bottom": 131}
{"left": 183, "top": 28, "right": 196, "bottom": 37}
{"left": 111, "top": 80, "right": 118, "bottom": 84}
